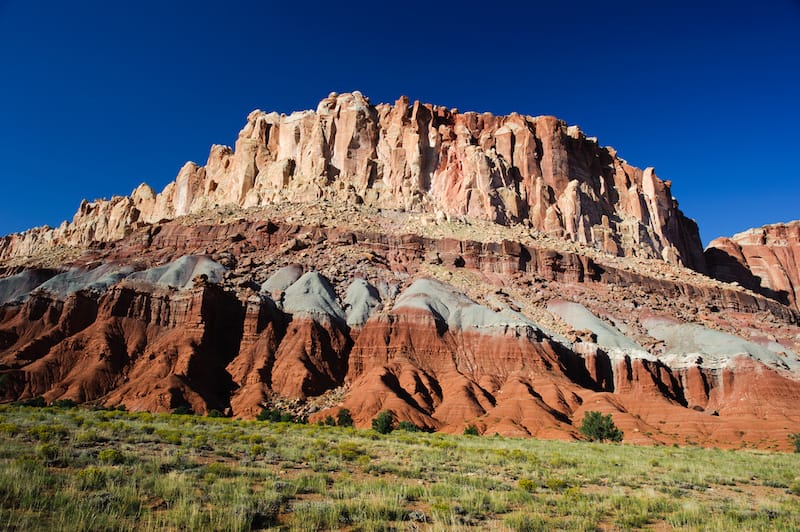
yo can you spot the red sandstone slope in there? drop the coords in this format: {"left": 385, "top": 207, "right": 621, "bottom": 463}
{"left": 1, "top": 213, "right": 798, "bottom": 449}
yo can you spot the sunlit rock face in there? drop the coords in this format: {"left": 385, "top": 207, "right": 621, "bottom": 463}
{"left": 2, "top": 93, "right": 800, "bottom": 451}
{"left": 706, "top": 221, "right": 800, "bottom": 312}
{"left": 0, "top": 92, "right": 705, "bottom": 271}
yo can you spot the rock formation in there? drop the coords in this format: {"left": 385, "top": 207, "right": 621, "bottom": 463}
{"left": 1, "top": 93, "right": 799, "bottom": 450}
{"left": 0, "top": 92, "right": 705, "bottom": 271}
{"left": 706, "top": 221, "right": 800, "bottom": 312}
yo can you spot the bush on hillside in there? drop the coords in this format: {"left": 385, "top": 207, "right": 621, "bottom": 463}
{"left": 579, "top": 411, "right": 623, "bottom": 442}
{"left": 17, "top": 396, "right": 46, "bottom": 407}
{"left": 397, "top": 420, "right": 420, "bottom": 432}
{"left": 371, "top": 410, "right": 395, "bottom": 434}
{"left": 790, "top": 433, "right": 800, "bottom": 453}
{"left": 336, "top": 408, "right": 354, "bottom": 427}
{"left": 257, "top": 408, "right": 306, "bottom": 424}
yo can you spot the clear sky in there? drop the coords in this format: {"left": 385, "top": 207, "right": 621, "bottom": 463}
{"left": 0, "top": 0, "right": 798, "bottom": 245}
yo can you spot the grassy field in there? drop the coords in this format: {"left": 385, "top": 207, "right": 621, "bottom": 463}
{"left": 0, "top": 404, "right": 798, "bottom": 531}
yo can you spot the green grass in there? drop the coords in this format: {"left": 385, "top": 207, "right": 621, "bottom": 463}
{"left": 0, "top": 404, "right": 798, "bottom": 530}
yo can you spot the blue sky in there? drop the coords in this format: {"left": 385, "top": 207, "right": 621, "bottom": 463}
{"left": 0, "top": 1, "right": 798, "bottom": 245}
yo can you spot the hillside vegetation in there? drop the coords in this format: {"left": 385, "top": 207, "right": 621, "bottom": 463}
{"left": 0, "top": 404, "right": 798, "bottom": 530}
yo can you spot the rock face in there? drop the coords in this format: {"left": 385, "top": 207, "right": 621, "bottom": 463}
{"left": 1, "top": 213, "right": 799, "bottom": 449}
{"left": 706, "top": 222, "right": 800, "bottom": 313}
{"left": 0, "top": 92, "right": 705, "bottom": 271}
{"left": 1, "top": 93, "right": 799, "bottom": 450}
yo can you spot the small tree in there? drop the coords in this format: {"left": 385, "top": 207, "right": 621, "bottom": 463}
{"left": 336, "top": 408, "right": 354, "bottom": 427}
{"left": 463, "top": 424, "right": 480, "bottom": 436}
{"left": 790, "top": 433, "right": 800, "bottom": 453}
{"left": 51, "top": 399, "right": 78, "bottom": 409}
{"left": 397, "top": 420, "right": 420, "bottom": 432}
{"left": 19, "top": 396, "right": 46, "bottom": 408}
{"left": 579, "top": 411, "right": 623, "bottom": 442}
{"left": 257, "top": 408, "right": 304, "bottom": 423}
{"left": 371, "top": 410, "right": 395, "bottom": 434}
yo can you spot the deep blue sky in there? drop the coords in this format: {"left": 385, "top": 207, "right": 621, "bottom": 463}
{"left": 1, "top": 1, "right": 798, "bottom": 245}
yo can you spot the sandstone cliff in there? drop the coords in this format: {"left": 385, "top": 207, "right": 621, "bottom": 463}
{"left": 1, "top": 211, "right": 798, "bottom": 449}
{"left": 2, "top": 93, "right": 799, "bottom": 450}
{"left": 706, "top": 221, "right": 800, "bottom": 312}
{"left": 0, "top": 92, "right": 705, "bottom": 271}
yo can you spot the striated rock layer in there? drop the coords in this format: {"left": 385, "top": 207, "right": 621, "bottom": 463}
{"left": 706, "top": 221, "right": 800, "bottom": 313}
{"left": 1, "top": 92, "right": 799, "bottom": 451}
{"left": 1, "top": 212, "right": 799, "bottom": 450}
{"left": 0, "top": 92, "right": 705, "bottom": 270}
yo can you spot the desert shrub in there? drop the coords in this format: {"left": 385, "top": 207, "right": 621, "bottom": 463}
{"left": 37, "top": 443, "right": 60, "bottom": 461}
{"left": 257, "top": 408, "right": 278, "bottom": 422}
{"left": 789, "top": 433, "right": 800, "bottom": 453}
{"left": 97, "top": 448, "right": 125, "bottom": 465}
{"left": 75, "top": 430, "right": 107, "bottom": 444}
{"left": 155, "top": 429, "right": 182, "bottom": 445}
{"left": 463, "top": 424, "right": 480, "bottom": 436}
{"left": 549, "top": 453, "right": 578, "bottom": 468}
{"left": 204, "top": 462, "right": 235, "bottom": 478}
{"left": 191, "top": 434, "right": 211, "bottom": 450}
{"left": 579, "top": 411, "right": 623, "bottom": 442}
{"left": 19, "top": 396, "right": 46, "bottom": 407}
{"left": 29, "top": 424, "right": 69, "bottom": 442}
{"left": 517, "top": 478, "right": 537, "bottom": 492}
{"left": 207, "top": 409, "right": 225, "bottom": 418}
{"left": 336, "top": 408, "right": 354, "bottom": 427}
{"left": 505, "top": 513, "right": 547, "bottom": 531}
{"left": 0, "top": 422, "right": 19, "bottom": 435}
{"left": 429, "top": 438, "right": 456, "bottom": 449}
{"left": 323, "top": 415, "right": 336, "bottom": 426}
{"left": 76, "top": 466, "right": 107, "bottom": 490}
{"left": 257, "top": 408, "right": 304, "bottom": 423}
{"left": 371, "top": 410, "right": 395, "bottom": 434}
{"left": 335, "top": 442, "right": 365, "bottom": 461}
{"left": 239, "top": 497, "right": 282, "bottom": 530}
{"left": 397, "top": 420, "right": 420, "bottom": 432}
{"left": 545, "top": 477, "right": 569, "bottom": 491}
{"left": 171, "top": 405, "right": 193, "bottom": 415}
{"left": 250, "top": 444, "right": 266, "bottom": 457}
{"left": 51, "top": 398, "right": 77, "bottom": 409}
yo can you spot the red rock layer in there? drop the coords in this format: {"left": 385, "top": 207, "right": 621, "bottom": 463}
{"left": 2, "top": 267, "right": 799, "bottom": 449}
{"left": 706, "top": 221, "right": 800, "bottom": 312}
{"left": 0, "top": 274, "right": 355, "bottom": 416}
{"left": 316, "top": 309, "right": 800, "bottom": 449}
{"left": 60, "top": 217, "right": 800, "bottom": 323}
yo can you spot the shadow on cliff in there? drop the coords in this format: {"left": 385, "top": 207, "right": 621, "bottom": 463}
{"left": 188, "top": 286, "right": 246, "bottom": 412}
{"left": 705, "top": 247, "right": 790, "bottom": 306}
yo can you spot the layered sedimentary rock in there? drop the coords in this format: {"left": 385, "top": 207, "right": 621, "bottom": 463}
{"left": 1, "top": 93, "right": 799, "bottom": 450}
{"left": 0, "top": 92, "right": 705, "bottom": 270}
{"left": 706, "top": 221, "right": 800, "bottom": 312}
{"left": 1, "top": 221, "right": 798, "bottom": 449}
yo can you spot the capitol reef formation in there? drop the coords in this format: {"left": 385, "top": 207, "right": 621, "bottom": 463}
{"left": 1, "top": 91, "right": 798, "bottom": 450}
